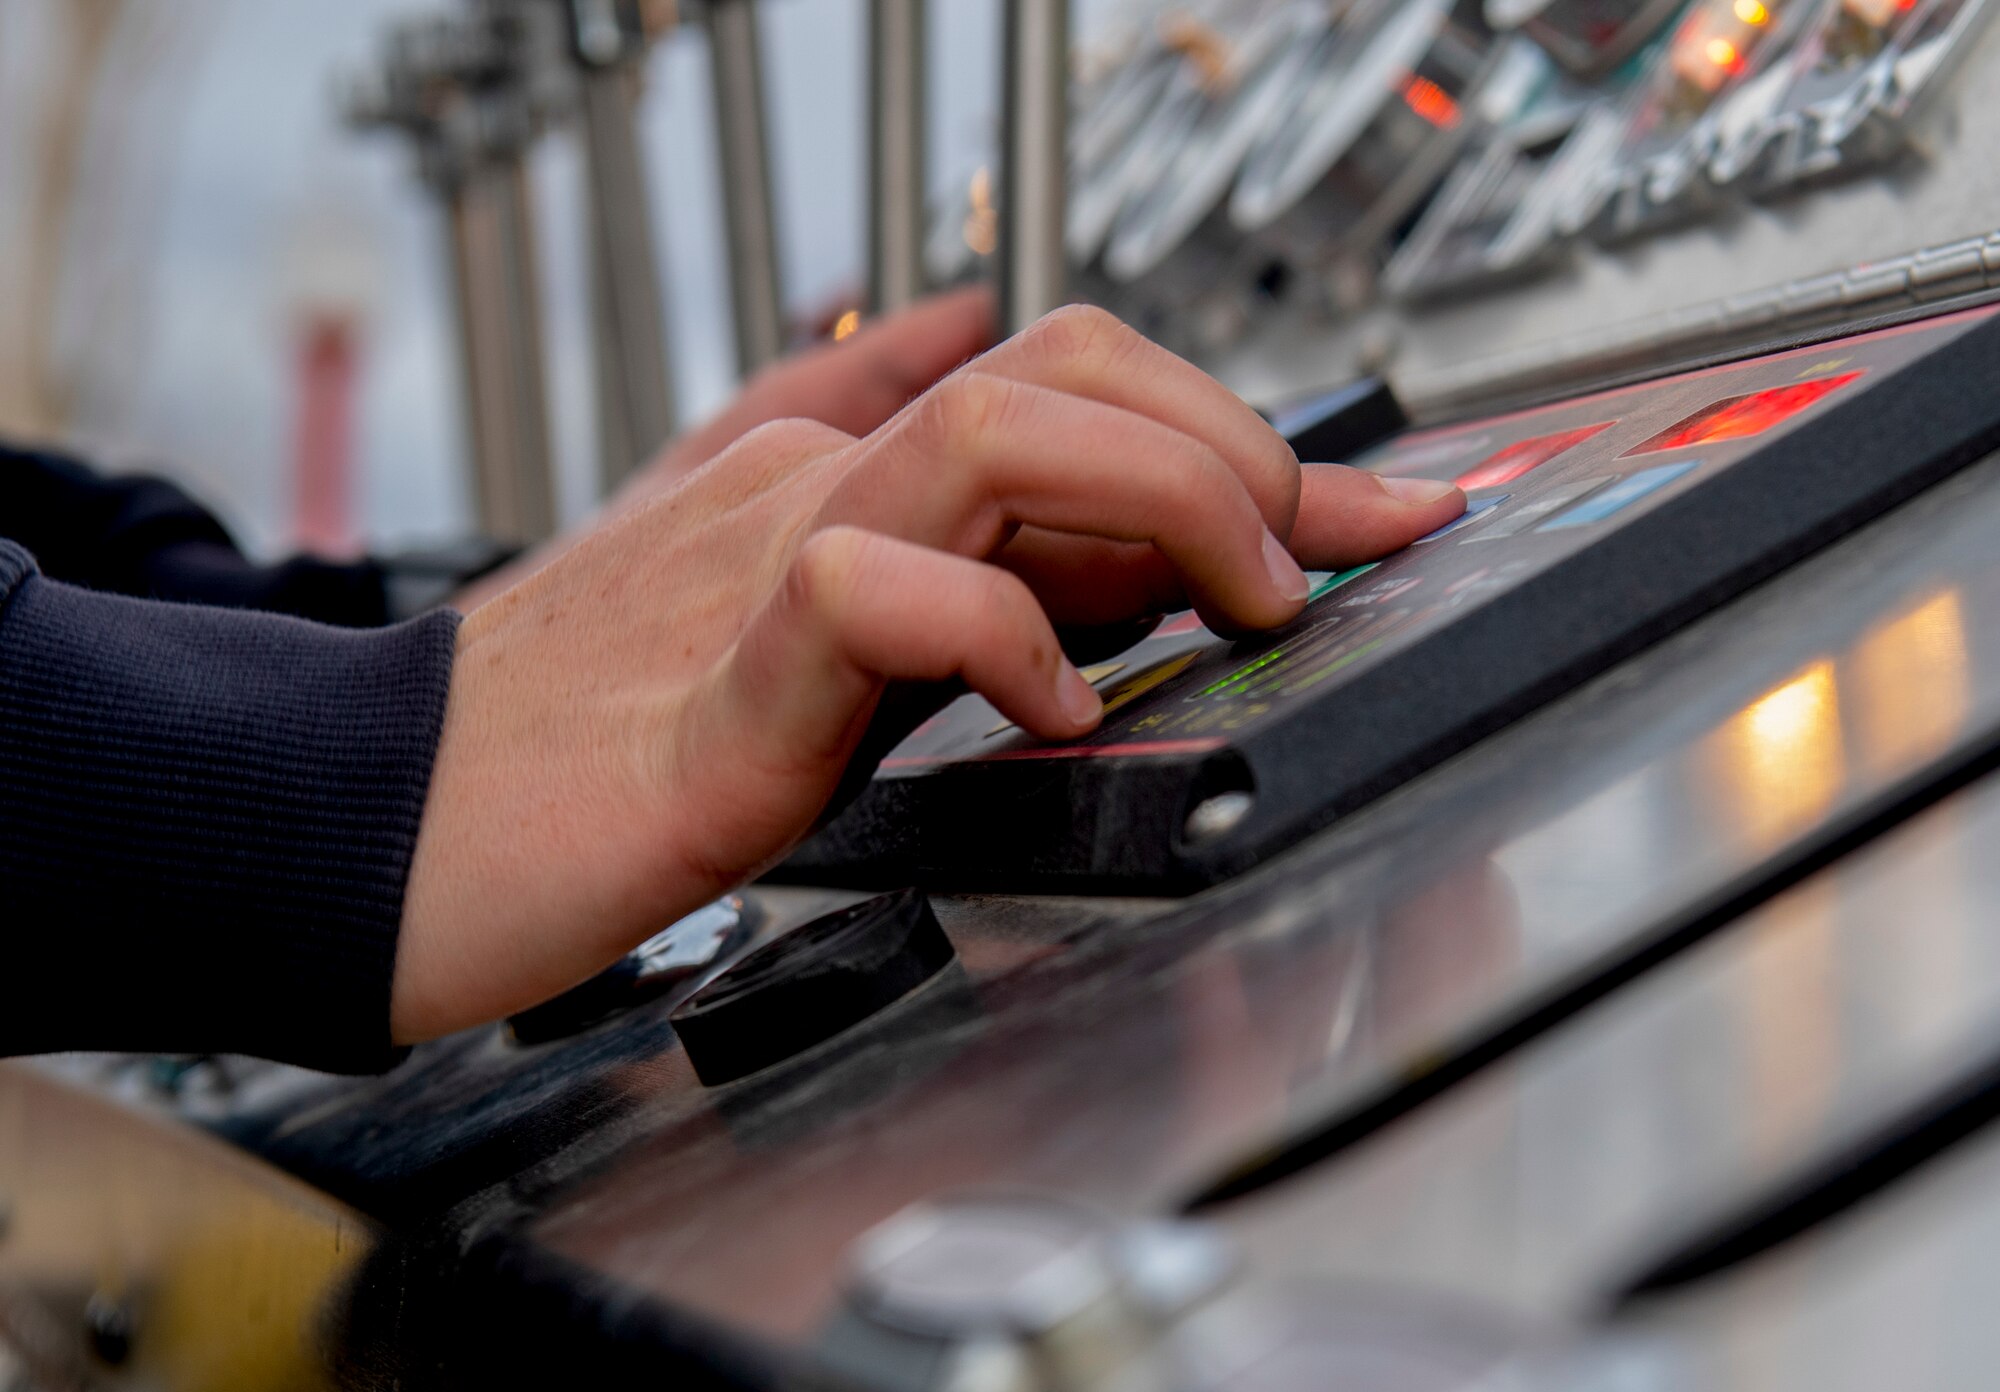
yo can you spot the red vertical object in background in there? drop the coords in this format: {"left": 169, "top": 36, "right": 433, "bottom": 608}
{"left": 292, "top": 313, "right": 358, "bottom": 556}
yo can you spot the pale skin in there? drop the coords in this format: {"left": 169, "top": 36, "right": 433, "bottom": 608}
{"left": 393, "top": 297, "right": 1464, "bottom": 1043}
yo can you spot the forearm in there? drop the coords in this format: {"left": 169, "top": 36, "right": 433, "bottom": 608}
{"left": 0, "top": 542, "right": 456, "bottom": 1072}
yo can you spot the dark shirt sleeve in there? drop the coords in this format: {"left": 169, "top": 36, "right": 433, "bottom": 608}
{"left": 0, "top": 441, "right": 519, "bottom": 623}
{"left": 0, "top": 538, "right": 457, "bottom": 1072}
{"left": 2, "top": 442, "right": 398, "bottom": 624}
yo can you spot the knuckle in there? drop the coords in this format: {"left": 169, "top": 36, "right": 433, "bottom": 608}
{"left": 920, "top": 371, "right": 1021, "bottom": 448}
{"left": 787, "top": 526, "right": 871, "bottom": 625}
{"left": 736, "top": 417, "right": 851, "bottom": 458}
{"left": 1027, "top": 303, "right": 1130, "bottom": 363}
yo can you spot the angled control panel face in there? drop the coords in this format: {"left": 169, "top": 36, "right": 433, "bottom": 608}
{"left": 787, "top": 306, "right": 2000, "bottom": 892}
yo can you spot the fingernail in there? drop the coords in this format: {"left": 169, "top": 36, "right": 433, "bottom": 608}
{"left": 1262, "top": 530, "right": 1311, "bottom": 604}
{"left": 1379, "top": 476, "right": 1460, "bottom": 505}
{"left": 1058, "top": 663, "right": 1104, "bottom": 728}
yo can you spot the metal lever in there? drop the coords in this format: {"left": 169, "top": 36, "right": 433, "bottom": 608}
{"left": 566, "top": 0, "right": 678, "bottom": 494}
{"left": 999, "top": 0, "right": 1072, "bottom": 333}
{"left": 705, "top": 0, "right": 789, "bottom": 376}
{"left": 868, "top": 0, "right": 930, "bottom": 314}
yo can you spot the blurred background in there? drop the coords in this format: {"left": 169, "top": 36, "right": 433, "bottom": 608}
{"left": 0, "top": 0, "right": 1124, "bottom": 557}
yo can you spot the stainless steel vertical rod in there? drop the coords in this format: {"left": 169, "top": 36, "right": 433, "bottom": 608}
{"left": 446, "top": 163, "right": 559, "bottom": 544}
{"left": 577, "top": 62, "right": 677, "bottom": 493}
{"left": 998, "top": 0, "right": 1070, "bottom": 333}
{"left": 706, "top": 0, "right": 788, "bottom": 375}
{"left": 867, "top": 0, "right": 928, "bottom": 313}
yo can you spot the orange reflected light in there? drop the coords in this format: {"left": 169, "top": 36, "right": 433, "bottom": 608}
{"left": 1402, "top": 75, "right": 1461, "bottom": 129}
{"left": 1849, "top": 588, "right": 1970, "bottom": 776}
{"left": 832, "top": 309, "right": 862, "bottom": 342}
{"left": 1733, "top": 0, "right": 1770, "bottom": 24}
{"left": 1707, "top": 659, "right": 1846, "bottom": 849}
{"left": 964, "top": 167, "right": 999, "bottom": 257}
{"left": 1706, "top": 36, "right": 1743, "bottom": 69}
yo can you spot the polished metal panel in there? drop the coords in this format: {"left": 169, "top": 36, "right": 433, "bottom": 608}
{"left": 1000, "top": 0, "right": 1073, "bottom": 331}
{"left": 508, "top": 451, "right": 2000, "bottom": 1347}
{"left": 1536, "top": 1112, "right": 2000, "bottom": 1390}
{"left": 1217, "top": 754, "right": 2000, "bottom": 1318}
{"left": 1215, "top": 0, "right": 2000, "bottom": 413}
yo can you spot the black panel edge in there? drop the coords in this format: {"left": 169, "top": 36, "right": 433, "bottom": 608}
{"left": 796, "top": 308, "right": 2000, "bottom": 893}
{"left": 1605, "top": 1042, "right": 2000, "bottom": 1306}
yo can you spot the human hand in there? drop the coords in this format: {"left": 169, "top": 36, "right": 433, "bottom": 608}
{"left": 394, "top": 306, "right": 1463, "bottom": 1042}
{"left": 640, "top": 286, "right": 997, "bottom": 487}
{"left": 450, "top": 289, "right": 997, "bottom": 612}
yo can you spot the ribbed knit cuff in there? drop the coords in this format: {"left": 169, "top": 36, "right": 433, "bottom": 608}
{"left": 0, "top": 543, "right": 458, "bottom": 1072}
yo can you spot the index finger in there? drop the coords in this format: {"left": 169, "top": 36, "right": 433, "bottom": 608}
{"left": 964, "top": 305, "right": 1305, "bottom": 538}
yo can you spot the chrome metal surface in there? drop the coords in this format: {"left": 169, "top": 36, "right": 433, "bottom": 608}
{"left": 575, "top": 56, "right": 677, "bottom": 492}
{"left": 1000, "top": 0, "right": 1073, "bottom": 331}
{"left": 1217, "top": 0, "right": 2000, "bottom": 414}
{"left": 1536, "top": 1106, "right": 2000, "bottom": 1390}
{"left": 869, "top": 0, "right": 930, "bottom": 314}
{"left": 1218, "top": 748, "right": 2000, "bottom": 1316}
{"left": 446, "top": 163, "right": 560, "bottom": 542}
{"left": 706, "top": 0, "right": 789, "bottom": 375}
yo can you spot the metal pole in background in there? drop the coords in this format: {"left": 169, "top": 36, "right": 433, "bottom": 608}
{"left": 998, "top": 0, "right": 1070, "bottom": 333}
{"left": 704, "top": 0, "right": 788, "bottom": 376}
{"left": 566, "top": 0, "right": 678, "bottom": 494}
{"left": 446, "top": 162, "right": 561, "bottom": 544}
{"left": 867, "top": 0, "right": 928, "bottom": 314}
{"left": 348, "top": 10, "right": 562, "bottom": 544}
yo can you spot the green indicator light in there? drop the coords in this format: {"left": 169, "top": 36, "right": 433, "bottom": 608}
{"left": 1310, "top": 562, "right": 1379, "bottom": 602}
{"left": 1196, "top": 647, "right": 1290, "bottom": 699}
{"left": 1281, "top": 638, "right": 1386, "bottom": 696}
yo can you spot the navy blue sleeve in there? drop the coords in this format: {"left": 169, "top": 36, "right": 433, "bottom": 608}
{"left": 0, "top": 541, "right": 458, "bottom": 1072}
{"left": 1, "top": 442, "right": 399, "bottom": 624}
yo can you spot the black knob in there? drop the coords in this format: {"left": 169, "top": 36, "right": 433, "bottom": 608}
{"left": 670, "top": 888, "right": 954, "bottom": 1086}
{"left": 507, "top": 896, "right": 757, "bottom": 1045}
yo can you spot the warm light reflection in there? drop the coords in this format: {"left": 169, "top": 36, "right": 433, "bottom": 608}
{"left": 1159, "top": 12, "right": 1234, "bottom": 90}
{"left": 1848, "top": 589, "right": 1971, "bottom": 776}
{"left": 1734, "top": 0, "right": 1771, "bottom": 24}
{"left": 964, "top": 167, "right": 998, "bottom": 257}
{"left": 832, "top": 309, "right": 862, "bottom": 342}
{"left": 1706, "top": 659, "right": 1846, "bottom": 849}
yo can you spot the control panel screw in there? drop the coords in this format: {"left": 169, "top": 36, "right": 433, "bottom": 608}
{"left": 1184, "top": 792, "right": 1254, "bottom": 845}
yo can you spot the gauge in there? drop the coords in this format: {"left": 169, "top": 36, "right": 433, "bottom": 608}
{"left": 1708, "top": 0, "right": 1991, "bottom": 188}
{"left": 1229, "top": 0, "right": 1495, "bottom": 278}
{"left": 1553, "top": 0, "right": 1818, "bottom": 241}
{"left": 1382, "top": 69, "right": 1597, "bottom": 301}
{"left": 1068, "top": 6, "right": 1279, "bottom": 265}
{"left": 1488, "top": 0, "right": 1691, "bottom": 78}
{"left": 1103, "top": 3, "right": 1332, "bottom": 283}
